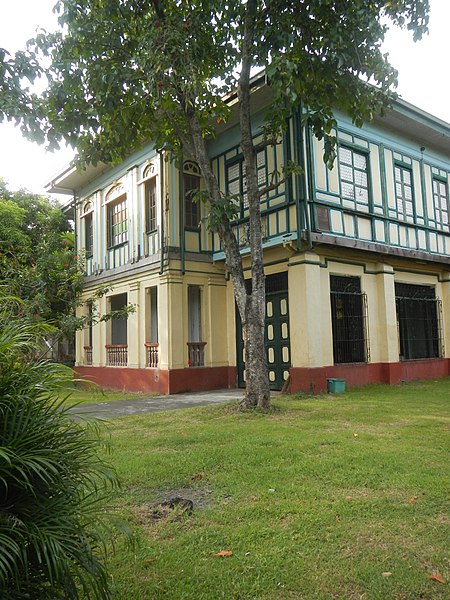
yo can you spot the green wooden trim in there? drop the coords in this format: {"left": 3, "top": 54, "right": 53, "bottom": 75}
{"left": 419, "top": 158, "right": 429, "bottom": 228}
{"left": 393, "top": 267, "right": 447, "bottom": 282}
{"left": 337, "top": 138, "right": 371, "bottom": 154}
{"left": 335, "top": 121, "right": 449, "bottom": 170}
{"left": 289, "top": 255, "right": 397, "bottom": 275}
{"left": 242, "top": 258, "right": 290, "bottom": 273}
{"left": 288, "top": 258, "right": 323, "bottom": 267}
{"left": 305, "top": 124, "right": 315, "bottom": 247}
{"left": 292, "top": 107, "right": 304, "bottom": 245}
{"left": 283, "top": 113, "right": 292, "bottom": 234}
{"left": 312, "top": 197, "right": 450, "bottom": 239}
{"left": 432, "top": 172, "right": 448, "bottom": 183}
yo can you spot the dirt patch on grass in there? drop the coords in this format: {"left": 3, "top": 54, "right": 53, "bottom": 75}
{"left": 130, "top": 486, "right": 214, "bottom": 526}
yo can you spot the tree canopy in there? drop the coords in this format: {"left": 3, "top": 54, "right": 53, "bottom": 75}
{"left": 27, "top": 0, "right": 429, "bottom": 166}
{"left": 0, "top": 181, "right": 81, "bottom": 357}
{"left": 3, "top": 0, "right": 430, "bottom": 406}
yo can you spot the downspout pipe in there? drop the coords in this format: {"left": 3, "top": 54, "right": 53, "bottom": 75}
{"left": 292, "top": 105, "right": 303, "bottom": 250}
{"left": 179, "top": 155, "right": 185, "bottom": 275}
{"left": 303, "top": 121, "right": 314, "bottom": 250}
{"left": 159, "top": 152, "right": 165, "bottom": 275}
{"left": 293, "top": 102, "right": 312, "bottom": 250}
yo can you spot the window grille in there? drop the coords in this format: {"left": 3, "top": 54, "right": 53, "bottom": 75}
{"left": 265, "top": 272, "right": 288, "bottom": 295}
{"left": 330, "top": 275, "right": 369, "bottom": 364}
{"left": 395, "top": 283, "right": 443, "bottom": 360}
{"left": 243, "top": 271, "right": 288, "bottom": 295}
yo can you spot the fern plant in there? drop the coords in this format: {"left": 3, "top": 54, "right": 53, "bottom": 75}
{"left": 0, "top": 297, "right": 117, "bottom": 599}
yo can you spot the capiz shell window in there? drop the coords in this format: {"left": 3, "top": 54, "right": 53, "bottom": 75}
{"left": 338, "top": 145, "right": 369, "bottom": 210}
{"left": 394, "top": 165, "right": 414, "bottom": 223}
{"left": 433, "top": 178, "right": 449, "bottom": 231}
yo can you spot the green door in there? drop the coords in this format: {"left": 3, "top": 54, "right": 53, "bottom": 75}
{"left": 236, "top": 273, "right": 291, "bottom": 390}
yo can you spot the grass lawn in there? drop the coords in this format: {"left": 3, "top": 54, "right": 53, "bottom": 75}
{"left": 103, "top": 379, "right": 449, "bottom": 599}
{"left": 58, "top": 384, "right": 150, "bottom": 405}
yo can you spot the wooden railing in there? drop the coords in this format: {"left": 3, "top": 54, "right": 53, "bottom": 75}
{"left": 84, "top": 345, "right": 93, "bottom": 365}
{"left": 145, "top": 343, "right": 159, "bottom": 368}
{"left": 105, "top": 344, "right": 128, "bottom": 366}
{"left": 187, "top": 342, "right": 206, "bottom": 367}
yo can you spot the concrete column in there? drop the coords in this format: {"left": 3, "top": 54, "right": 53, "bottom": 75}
{"left": 94, "top": 293, "right": 107, "bottom": 366}
{"left": 441, "top": 272, "right": 450, "bottom": 358}
{"left": 205, "top": 277, "right": 228, "bottom": 366}
{"left": 288, "top": 251, "right": 332, "bottom": 368}
{"left": 374, "top": 263, "right": 398, "bottom": 363}
{"left": 159, "top": 274, "right": 184, "bottom": 369}
{"left": 75, "top": 303, "right": 85, "bottom": 367}
{"left": 127, "top": 281, "right": 141, "bottom": 367}
{"left": 225, "top": 279, "right": 237, "bottom": 368}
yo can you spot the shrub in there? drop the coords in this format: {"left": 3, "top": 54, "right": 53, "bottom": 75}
{"left": 0, "top": 298, "right": 116, "bottom": 599}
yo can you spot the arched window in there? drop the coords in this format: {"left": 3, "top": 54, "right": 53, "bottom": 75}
{"left": 106, "top": 185, "right": 128, "bottom": 248}
{"left": 82, "top": 201, "right": 94, "bottom": 257}
{"left": 143, "top": 163, "right": 157, "bottom": 233}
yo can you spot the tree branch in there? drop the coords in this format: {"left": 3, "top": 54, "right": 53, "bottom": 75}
{"left": 253, "top": 136, "right": 281, "bottom": 154}
{"left": 257, "top": 174, "right": 288, "bottom": 197}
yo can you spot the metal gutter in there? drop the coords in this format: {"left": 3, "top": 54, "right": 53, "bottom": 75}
{"left": 159, "top": 153, "right": 165, "bottom": 275}
{"left": 179, "top": 155, "right": 185, "bottom": 275}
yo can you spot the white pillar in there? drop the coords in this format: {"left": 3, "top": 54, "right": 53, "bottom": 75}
{"left": 127, "top": 281, "right": 141, "bottom": 367}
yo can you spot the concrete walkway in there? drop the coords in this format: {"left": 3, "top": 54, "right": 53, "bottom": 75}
{"left": 67, "top": 388, "right": 245, "bottom": 419}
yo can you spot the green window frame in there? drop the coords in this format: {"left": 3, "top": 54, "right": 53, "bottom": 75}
{"left": 432, "top": 177, "right": 449, "bottom": 231}
{"left": 84, "top": 213, "right": 93, "bottom": 257}
{"left": 394, "top": 164, "right": 414, "bottom": 223}
{"left": 145, "top": 177, "right": 157, "bottom": 233}
{"left": 338, "top": 145, "right": 370, "bottom": 210}
{"left": 107, "top": 195, "right": 128, "bottom": 248}
{"left": 184, "top": 161, "right": 201, "bottom": 229}
{"left": 82, "top": 201, "right": 94, "bottom": 257}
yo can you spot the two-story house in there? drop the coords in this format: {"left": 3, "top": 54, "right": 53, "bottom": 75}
{"left": 46, "top": 83, "right": 450, "bottom": 394}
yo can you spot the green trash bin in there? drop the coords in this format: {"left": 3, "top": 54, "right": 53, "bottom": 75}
{"left": 327, "top": 378, "right": 346, "bottom": 393}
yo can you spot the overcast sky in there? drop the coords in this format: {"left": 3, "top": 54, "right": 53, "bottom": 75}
{"left": 0, "top": 0, "right": 449, "bottom": 196}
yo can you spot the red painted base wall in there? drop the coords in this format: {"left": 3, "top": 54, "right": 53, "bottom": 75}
{"left": 289, "top": 358, "right": 450, "bottom": 394}
{"left": 75, "top": 366, "right": 237, "bottom": 394}
{"left": 76, "top": 359, "right": 449, "bottom": 395}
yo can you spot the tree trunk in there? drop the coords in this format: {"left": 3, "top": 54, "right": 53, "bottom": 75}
{"left": 237, "top": 0, "right": 270, "bottom": 408}
{"left": 242, "top": 296, "right": 270, "bottom": 408}
{"left": 183, "top": 0, "right": 271, "bottom": 409}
